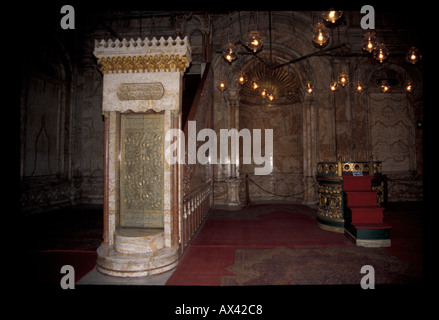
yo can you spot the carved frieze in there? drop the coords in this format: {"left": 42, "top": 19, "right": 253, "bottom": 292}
{"left": 94, "top": 36, "right": 191, "bottom": 74}
{"left": 96, "top": 54, "right": 190, "bottom": 74}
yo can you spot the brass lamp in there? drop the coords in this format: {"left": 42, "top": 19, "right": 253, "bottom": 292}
{"left": 373, "top": 43, "right": 389, "bottom": 63}
{"left": 362, "top": 31, "right": 377, "bottom": 53}
{"left": 406, "top": 47, "right": 422, "bottom": 64}
{"left": 223, "top": 43, "right": 238, "bottom": 63}
{"left": 312, "top": 22, "right": 330, "bottom": 47}
{"left": 322, "top": 11, "right": 343, "bottom": 23}
{"left": 244, "top": 30, "right": 263, "bottom": 53}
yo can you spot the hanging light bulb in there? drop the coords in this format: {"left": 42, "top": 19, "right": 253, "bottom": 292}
{"left": 235, "top": 70, "right": 248, "bottom": 85}
{"left": 380, "top": 80, "right": 390, "bottom": 93}
{"left": 217, "top": 79, "right": 227, "bottom": 92}
{"left": 373, "top": 43, "right": 389, "bottom": 63}
{"left": 322, "top": 11, "right": 343, "bottom": 23}
{"left": 404, "top": 80, "right": 414, "bottom": 92}
{"left": 330, "top": 80, "right": 338, "bottom": 91}
{"left": 406, "top": 47, "right": 422, "bottom": 64}
{"left": 354, "top": 81, "right": 365, "bottom": 93}
{"left": 337, "top": 73, "right": 349, "bottom": 87}
{"left": 222, "top": 43, "right": 237, "bottom": 63}
{"left": 251, "top": 79, "right": 260, "bottom": 90}
{"left": 362, "top": 31, "right": 377, "bottom": 53}
{"left": 260, "top": 88, "right": 267, "bottom": 99}
{"left": 244, "top": 30, "right": 263, "bottom": 53}
{"left": 312, "top": 22, "right": 330, "bottom": 47}
{"left": 305, "top": 81, "right": 314, "bottom": 95}
{"left": 267, "top": 92, "right": 274, "bottom": 102}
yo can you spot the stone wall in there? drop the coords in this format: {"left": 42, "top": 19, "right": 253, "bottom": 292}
{"left": 210, "top": 11, "right": 423, "bottom": 203}
{"left": 19, "top": 10, "right": 423, "bottom": 214}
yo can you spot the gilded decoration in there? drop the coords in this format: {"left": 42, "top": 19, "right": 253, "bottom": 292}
{"left": 317, "top": 161, "right": 382, "bottom": 176}
{"left": 97, "top": 54, "right": 190, "bottom": 74}
{"left": 94, "top": 36, "right": 192, "bottom": 74}
{"left": 120, "top": 113, "right": 164, "bottom": 228}
{"left": 317, "top": 163, "right": 339, "bottom": 176}
{"left": 317, "top": 183, "right": 343, "bottom": 221}
{"left": 316, "top": 160, "right": 384, "bottom": 224}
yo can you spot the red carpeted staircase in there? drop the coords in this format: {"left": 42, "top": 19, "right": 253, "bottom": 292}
{"left": 343, "top": 174, "right": 392, "bottom": 247}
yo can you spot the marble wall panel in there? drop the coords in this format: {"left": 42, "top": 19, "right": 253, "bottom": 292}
{"left": 23, "top": 75, "right": 62, "bottom": 177}
{"left": 237, "top": 102, "right": 304, "bottom": 201}
{"left": 369, "top": 92, "right": 415, "bottom": 173}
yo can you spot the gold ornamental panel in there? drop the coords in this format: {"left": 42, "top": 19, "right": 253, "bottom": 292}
{"left": 97, "top": 54, "right": 190, "bottom": 74}
{"left": 317, "top": 162, "right": 339, "bottom": 175}
{"left": 120, "top": 113, "right": 164, "bottom": 228}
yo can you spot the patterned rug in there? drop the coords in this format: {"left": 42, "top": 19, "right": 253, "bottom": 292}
{"left": 221, "top": 246, "right": 422, "bottom": 286}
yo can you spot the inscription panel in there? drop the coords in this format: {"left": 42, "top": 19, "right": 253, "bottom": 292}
{"left": 117, "top": 83, "right": 164, "bottom": 101}
{"left": 120, "top": 113, "right": 164, "bottom": 228}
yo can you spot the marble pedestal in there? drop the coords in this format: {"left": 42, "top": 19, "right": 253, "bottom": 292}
{"left": 225, "top": 178, "right": 242, "bottom": 210}
{"left": 96, "top": 245, "right": 180, "bottom": 277}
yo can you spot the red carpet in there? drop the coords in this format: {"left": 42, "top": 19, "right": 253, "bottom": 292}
{"left": 190, "top": 209, "right": 352, "bottom": 248}
{"left": 166, "top": 203, "right": 355, "bottom": 286}
{"left": 166, "top": 203, "right": 422, "bottom": 286}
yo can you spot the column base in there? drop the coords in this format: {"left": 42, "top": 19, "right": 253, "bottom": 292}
{"left": 96, "top": 244, "right": 180, "bottom": 278}
{"left": 316, "top": 217, "right": 345, "bottom": 233}
{"left": 225, "top": 203, "right": 244, "bottom": 211}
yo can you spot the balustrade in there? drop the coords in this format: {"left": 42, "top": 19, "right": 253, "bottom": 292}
{"left": 180, "top": 63, "right": 214, "bottom": 249}
{"left": 182, "top": 180, "right": 212, "bottom": 248}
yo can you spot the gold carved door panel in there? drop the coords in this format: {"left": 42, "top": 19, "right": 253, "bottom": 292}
{"left": 120, "top": 113, "right": 164, "bottom": 228}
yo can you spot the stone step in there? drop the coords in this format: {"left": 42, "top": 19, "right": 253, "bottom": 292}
{"left": 96, "top": 244, "right": 180, "bottom": 277}
{"left": 114, "top": 227, "right": 164, "bottom": 254}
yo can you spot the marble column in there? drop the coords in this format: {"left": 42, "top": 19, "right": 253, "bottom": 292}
{"left": 224, "top": 86, "right": 243, "bottom": 210}
{"left": 94, "top": 37, "right": 191, "bottom": 277}
{"left": 302, "top": 94, "right": 318, "bottom": 204}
